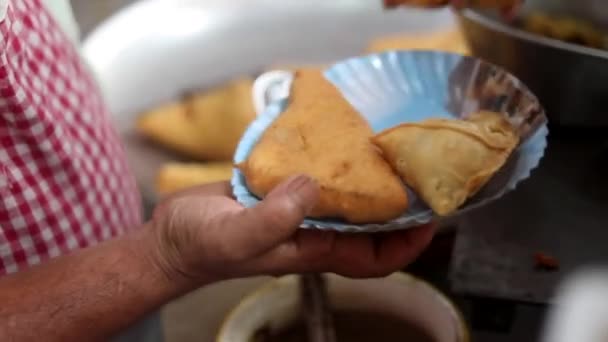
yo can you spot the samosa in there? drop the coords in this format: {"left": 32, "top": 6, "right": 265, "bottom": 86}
{"left": 156, "top": 162, "right": 233, "bottom": 195}
{"left": 373, "top": 111, "right": 518, "bottom": 216}
{"left": 237, "top": 69, "right": 408, "bottom": 224}
{"left": 136, "top": 78, "right": 255, "bottom": 161}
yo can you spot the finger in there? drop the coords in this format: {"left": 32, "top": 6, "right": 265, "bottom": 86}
{"left": 232, "top": 229, "right": 337, "bottom": 276}
{"left": 294, "top": 229, "right": 337, "bottom": 260}
{"left": 253, "top": 232, "right": 374, "bottom": 276}
{"left": 245, "top": 224, "right": 436, "bottom": 277}
{"left": 329, "top": 234, "right": 378, "bottom": 277}
{"left": 327, "top": 224, "right": 435, "bottom": 278}
{"left": 222, "top": 174, "right": 319, "bottom": 258}
{"left": 372, "top": 224, "right": 436, "bottom": 273}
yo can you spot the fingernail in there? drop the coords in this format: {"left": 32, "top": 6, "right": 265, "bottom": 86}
{"left": 285, "top": 174, "right": 319, "bottom": 214}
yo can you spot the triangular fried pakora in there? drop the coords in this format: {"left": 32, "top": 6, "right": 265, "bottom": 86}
{"left": 136, "top": 78, "right": 255, "bottom": 161}
{"left": 372, "top": 111, "right": 518, "bottom": 216}
{"left": 237, "top": 69, "right": 408, "bottom": 224}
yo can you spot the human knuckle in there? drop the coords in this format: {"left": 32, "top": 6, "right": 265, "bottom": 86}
{"left": 157, "top": 200, "right": 187, "bottom": 240}
{"left": 262, "top": 210, "right": 292, "bottom": 230}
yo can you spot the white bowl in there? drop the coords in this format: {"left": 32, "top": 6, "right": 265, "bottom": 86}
{"left": 542, "top": 268, "right": 608, "bottom": 342}
{"left": 217, "top": 273, "right": 469, "bottom": 342}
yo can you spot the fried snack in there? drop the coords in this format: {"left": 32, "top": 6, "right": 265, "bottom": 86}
{"left": 464, "top": 0, "right": 522, "bottom": 8}
{"left": 156, "top": 162, "right": 233, "bottom": 195}
{"left": 366, "top": 27, "right": 471, "bottom": 55}
{"left": 372, "top": 111, "right": 518, "bottom": 216}
{"left": 383, "top": 0, "right": 520, "bottom": 9}
{"left": 524, "top": 13, "right": 606, "bottom": 49}
{"left": 136, "top": 78, "right": 256, "bottom": 161}
{"left": 237, "top": 69, "right": 408, "bottom": 224}
{"left": 384, "top": 0, "right": 447, "bottom": 7}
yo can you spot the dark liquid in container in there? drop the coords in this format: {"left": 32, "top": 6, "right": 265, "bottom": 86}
{"left": 254, "top": 310, "right": 437, "bottom": 342}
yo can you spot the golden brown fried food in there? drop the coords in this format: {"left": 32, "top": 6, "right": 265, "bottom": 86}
{"left": 383, "top": 0, "right": 521, "bottom": 9}
{"left": 366, "top": 27, "right": 471, "bottom": 55}
{"left": 384, "top": 0, "right": 447, "bottom": 7}
{"left": 524, "top": 13, "right": 606, "bottom": 49}
{"left": 373, "top": 111, "right": 518, "bottom": 216}
{"left": 156, "top": 162, "right": 233, "bottom": 195}
{"left": 237, "top": 69, "right": 408, "bottom": 224}
{"left": 136, "top": 78, "right": 256, "bottom": 161}
{"left": 136, "top": 100, "right": 194, "bottom": 153}
{"left": 466, "top": 0, "right": 522, "bottom": 8}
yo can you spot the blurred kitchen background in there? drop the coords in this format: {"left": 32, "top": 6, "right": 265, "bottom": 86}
{"left": 72, "top": 0, "right": 135, "bottom": 37}
{"left": 69, "top": 0, "right": 608, "bottom": 341}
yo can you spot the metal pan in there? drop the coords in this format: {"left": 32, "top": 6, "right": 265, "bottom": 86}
{"left": 459, "top": 0, "right": 608, "bottom": 126}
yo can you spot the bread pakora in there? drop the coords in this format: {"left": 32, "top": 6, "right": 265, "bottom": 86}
{"left": 237, "top": 69, "right": 408, "bottom": 224}
{"left": 366, "top": 27, "right": 471, "bottom": 55}
{"left": 156, "top": 162, "right": 233, "bottom": 195}
{"left": 372, "top": 111, "right": 518, "bottom": 216}
{"left": 136, "top": 78, "right": 255, "bottom": 161}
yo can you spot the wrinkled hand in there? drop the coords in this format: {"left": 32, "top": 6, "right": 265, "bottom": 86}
{"left": 149, "top": 175, "right": 435, "bottom": 284}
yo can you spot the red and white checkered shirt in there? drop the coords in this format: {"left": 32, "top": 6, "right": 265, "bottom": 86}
{"left": 0, "top": 0, "right": 142, "bottom": 276}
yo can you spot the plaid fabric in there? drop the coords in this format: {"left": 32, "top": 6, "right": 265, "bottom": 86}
{"left": 0, "top": 0, "right": 142, "bottom": 276}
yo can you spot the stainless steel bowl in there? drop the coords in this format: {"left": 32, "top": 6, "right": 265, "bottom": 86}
{"left": 458, "top": 1, "right": 608, "bottom": 126}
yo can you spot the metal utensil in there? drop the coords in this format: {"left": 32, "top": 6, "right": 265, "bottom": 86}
{"left": 458, "top": 1, "right": 608, "bottom": 126}
{"left": 300, "top": 274, "right": 336, "bottom": 342}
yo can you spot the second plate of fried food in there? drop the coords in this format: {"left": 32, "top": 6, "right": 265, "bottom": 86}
{"left": 233, "top": 50, "right": 548, "bottom": 232}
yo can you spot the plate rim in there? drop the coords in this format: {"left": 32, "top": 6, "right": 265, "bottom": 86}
{"left": 232, "top": 50, "right": 549, "bottom": 233}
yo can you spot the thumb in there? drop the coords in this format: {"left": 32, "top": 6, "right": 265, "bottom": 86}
{"left": 229, "top": 174, "right": 319, "bottom": 257}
